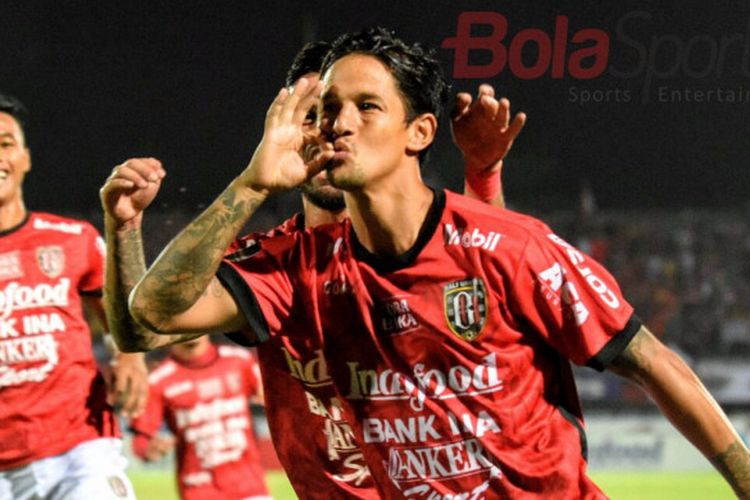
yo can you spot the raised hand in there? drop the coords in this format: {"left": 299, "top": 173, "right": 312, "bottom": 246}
{"left": 451, "top": 84, "right": 526, "bottom": 173}
{"left": 240, "top": 78, "right": 333, "bottom": 195}
{"left": 100, "top": 157, "right": 166, "bottom": 227}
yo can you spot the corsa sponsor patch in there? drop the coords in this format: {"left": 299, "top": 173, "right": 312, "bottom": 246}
{"left": 444, "top": 278, "right": 487, "bottom": 341}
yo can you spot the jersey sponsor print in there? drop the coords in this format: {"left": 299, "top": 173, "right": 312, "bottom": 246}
{"left": 220, "top": 189, "right": 638, "bottom": 498}
{"left": 225, "top": 214, "right": 378, "bottom": 499}
{"left": 0, "top": 213, "right": 117, "bottom": 469}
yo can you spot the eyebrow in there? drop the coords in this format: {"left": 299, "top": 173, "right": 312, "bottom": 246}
{"left": 322, "top": 91, "right": 384, "bottom": 103}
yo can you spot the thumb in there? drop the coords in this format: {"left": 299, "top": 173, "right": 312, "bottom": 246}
{"left": 306, "top": 149, "right": 335, "bottom": 178}
{"left": 451, "top": 93, "right": 472, "bottom": 120}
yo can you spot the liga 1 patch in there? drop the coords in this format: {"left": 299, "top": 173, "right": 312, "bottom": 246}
{"left": 444, "top": 278, "right": 487, "bottom": 341}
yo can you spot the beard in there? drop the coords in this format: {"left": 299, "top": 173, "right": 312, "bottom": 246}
{"left": 300, "top": 182, "right": 346, "bottom": 212}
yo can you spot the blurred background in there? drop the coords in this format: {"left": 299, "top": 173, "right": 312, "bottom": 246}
{"left": 4, "top": 0, "right": 749, "bottom": 491}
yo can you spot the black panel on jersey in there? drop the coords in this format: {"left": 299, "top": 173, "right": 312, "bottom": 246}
{"left": 587, "top": 314, "right": 642, "bottom": 371}
{"left": 217, "top": 262, "right": 270, "bottom": 346}
{"left": 557, "top": 405, "right": 588, "bottom": 461}
{"left": 350, "top": 187, "right": 446, "bottom": 274}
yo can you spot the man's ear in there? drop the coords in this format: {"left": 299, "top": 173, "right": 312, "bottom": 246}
{"left": 406, "top": 113, "right": 438, "bottom": 156}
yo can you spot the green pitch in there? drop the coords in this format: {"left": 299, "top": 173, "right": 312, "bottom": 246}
{"left": 129, "top": 470, "right": 734, "bottom": 499}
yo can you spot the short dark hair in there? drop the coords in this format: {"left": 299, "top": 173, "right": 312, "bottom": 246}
{"left": 285, "top": 41, "right": 331, "bottom": 87}
{"left": 321, "top": 27, "right": 450, "bottom": 123}
{"left": 0, "top": 92, "right": 28, "bottom": 131}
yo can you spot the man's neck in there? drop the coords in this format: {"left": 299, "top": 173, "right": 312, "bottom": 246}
{"left": 346, "top": 179, "right": 434, "bottom": 257}
{"left": 0, "top": 199, "right": 27, "bottom": 231}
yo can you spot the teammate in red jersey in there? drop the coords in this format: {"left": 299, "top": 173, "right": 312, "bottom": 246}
{"left": 0, "top": 92, "right": 148, "bottom": 499}
{"left": 127, "top": 27, "right": 750, "bottom": 498}
{"left": 101, "top": 40, "right": 525, "bottom": 499}
{"left": 130, "top": 336, "right": 270, "bottom": 500}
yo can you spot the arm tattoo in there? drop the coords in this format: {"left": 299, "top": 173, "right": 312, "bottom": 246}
{"left": 710, "top": 439, "right": 750, "bottom": 497}
{"left": 105, "top": 223, "right": 203, "bottom": 351}
{"left": 134, "top": 184, "right": 264, "bottom": 329}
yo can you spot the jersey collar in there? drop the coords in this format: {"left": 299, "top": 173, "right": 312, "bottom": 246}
{"left": 350, "top": 187, "right": 445, "bottom": 273}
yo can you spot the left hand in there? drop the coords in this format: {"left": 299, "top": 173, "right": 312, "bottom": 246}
{"left": 451, "top": 84, "right": 526, "bottom": 173}
{"left": 100, "top": 157, "right": 166, "bottom": 228}
{"left": 107, "top": 352, "right": 148, "bottom": 418}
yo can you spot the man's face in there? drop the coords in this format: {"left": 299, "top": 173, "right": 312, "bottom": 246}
{"left": 0, "top": 112, "right": 30, "bottom": 205}
{"left": 297, "top": 72, "right": 345, "bottom": 211}
{"left": 319, "top": 54, "right": 411, "bottom": 191}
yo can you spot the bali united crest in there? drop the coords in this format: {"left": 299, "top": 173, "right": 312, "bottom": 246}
{"left": 36, "top": 246, "right": 65, "bottom": 278}
{"left": 444, "top": 278, "right": 487, "bottom": 341}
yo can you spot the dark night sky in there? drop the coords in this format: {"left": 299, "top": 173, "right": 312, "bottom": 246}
{"left": 2, "top": 0, "right": 750, "bottom": 218}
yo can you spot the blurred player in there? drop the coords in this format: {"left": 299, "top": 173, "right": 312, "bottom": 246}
{"left": 128, "top": 27, "right": 750, "bottom": 498}
{"left": 101, "top": 41, "right": 525, "bottom": 498}
{"left": 130, "top": 335, "right": 269, "bottom": 500}
{"left": 0, "top": 92, "right": 147, "bottom": 499}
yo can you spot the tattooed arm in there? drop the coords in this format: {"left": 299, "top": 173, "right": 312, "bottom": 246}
{"left": 101, "top": 158, "right": 205, "bottom": 351}
{"left": 129, "top": 77, "right": 330, "bottom": 335}
{"left": 609, "top": 326, "right": 750, "bottom": 498}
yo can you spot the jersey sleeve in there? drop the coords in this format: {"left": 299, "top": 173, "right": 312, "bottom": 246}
{"left": 79, "top": 223, "right": 106, "bottom": 295}
{"left": 217, "top": 234, "right": 298, "bottom": 346}
{"left": 508, "top": 230, "right": 640, "bottom": 370}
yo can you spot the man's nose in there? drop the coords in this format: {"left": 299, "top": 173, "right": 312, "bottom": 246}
{"left": 332, "top": 103, "right": 356, "bottom": 137}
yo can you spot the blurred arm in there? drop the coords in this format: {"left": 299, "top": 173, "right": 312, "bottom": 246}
{"left": 608, "top": 325, "right": 750, "bottom": 498}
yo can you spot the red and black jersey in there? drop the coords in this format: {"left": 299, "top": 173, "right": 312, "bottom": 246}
{"left": 220, "top": 189, "right": 639, "bottom": 498}
{"left": 226, "top": 213, "right": 377, "bottom": 499}
{"left": 131, "top": 343, "right": 268, "bottom": 500}
{"left": 0, "top": 212, "right": 118, "bottom": 469}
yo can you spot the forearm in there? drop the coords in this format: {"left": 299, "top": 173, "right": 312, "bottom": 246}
{"left": 130, "top": 179, "right": 267, "bottom": 332}
{"left": 610, "top": 330, "right": 750, "bottom": 497}
{"left": 463, "top": 157, "right": 504, "bottom": 208}
{"left": 643, "top": 356, "right": 748, "bottom": 496}
{"left": 105, "top": 216, "right": 202, "bottom": 351}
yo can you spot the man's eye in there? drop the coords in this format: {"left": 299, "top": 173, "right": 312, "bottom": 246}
{"left": 360, "top": 102, "right": 378, "bottom": 111}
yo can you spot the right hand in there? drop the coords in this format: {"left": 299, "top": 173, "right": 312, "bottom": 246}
{"left": 451, "top": 84, "right": 526, "bottom": 173}
{"left": 145, "top": 434, "right": 175, "bottom": 462}
{"left": 239, "top": 78, "right": 333, "bottom": 195}
{"left": 100, "top": 157, "right": 166, "bottom": 226}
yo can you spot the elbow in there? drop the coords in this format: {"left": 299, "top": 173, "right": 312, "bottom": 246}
{"left": 128, "top": 286, "right": 168, "bottom": 336}
{"left": 128, "top": 284, "right": 188, "bottom": 336}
